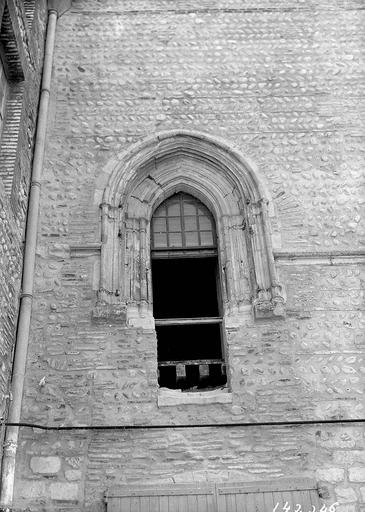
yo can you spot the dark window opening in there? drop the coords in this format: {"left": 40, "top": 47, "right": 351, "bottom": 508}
{"left": 151, "top": 193, "right": 227, "bottom": 391}
{"left": 152, "top": 258, "right": 219, "bottom": 319}
{"left": 157, "top": 323, "right": 222, "bottom": 361}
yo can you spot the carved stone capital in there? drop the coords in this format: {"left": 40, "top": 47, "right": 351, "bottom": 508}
{"left": 253, "top": 289, "right": 286, "bottom": 319}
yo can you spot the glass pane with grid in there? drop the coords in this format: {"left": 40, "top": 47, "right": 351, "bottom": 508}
{"left": 151, "top": 193, "right": 216, "bottom": 250}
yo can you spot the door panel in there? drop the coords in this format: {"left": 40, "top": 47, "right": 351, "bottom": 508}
{"left": 215, "top": 479, "right": 322, "bottom": 512}
{"left": 106, "top": 478, "right": 323, "bottom": 512}
{"left": 106, "top": 483, "right": 216, "bottom": 512}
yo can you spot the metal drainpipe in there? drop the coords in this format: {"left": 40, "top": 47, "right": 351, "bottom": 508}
{"left": 0, "top": 8, "right": 58, "bottom": 511}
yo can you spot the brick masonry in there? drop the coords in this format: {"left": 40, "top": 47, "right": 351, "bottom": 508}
{"left": 0, "top": 0, "right": 46, "bottom": 462}
{"left": 7, "top": 0, "right": 365, "bottom": 510}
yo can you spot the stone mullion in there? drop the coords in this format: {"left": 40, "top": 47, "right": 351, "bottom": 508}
{"left": 139, "top": 217, "right": 148, "bottom": 306}
{"left": 124, "top": 217, "right": 133, "bottom": 304}
{"left": 228, "top": 214, "right": 250, "bottom": 305}
{"left": 125, "top": 217, "right": 140, "bottom": 306}
{"left": 99, "top": 203, "right": 109, "bottom": 295}
{"left": 249, "top": 201, "right": 285, "bottom": 318}
{"left": 220, "top": 216, "right": 236, "bottom": 308}
{"left": 112, "top": 208, "right": 122, "bottom": 298}
{"left": 217, "top": 218, "right": 229, "bottom": 309}
{"left": 248, "top": 202, "right": 271, "bottom": 296}
{"left": 259, "top": 199, "right": 283, "bottom": 300}
{"left": 118, "top": 212, "right": 126, "bottom": 304}
{"left": 99, "top": 203, "right": 119, "bottom": 300}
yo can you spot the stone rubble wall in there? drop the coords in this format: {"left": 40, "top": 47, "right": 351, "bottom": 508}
{"left": 14, "top": 426, "right": 365, "bottom": 512}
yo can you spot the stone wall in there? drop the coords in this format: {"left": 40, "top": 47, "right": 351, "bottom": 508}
{"left": 11, "top": 0, "right": 365, "bottom": 510}
{"left": 14, "top": 425, "right": 365, "bottom": 511}
{"left": 0, "top": 0, "right": 46, "bottom": 460}
{"left": 19, "top": 262, "right": 364, "bottom": 427}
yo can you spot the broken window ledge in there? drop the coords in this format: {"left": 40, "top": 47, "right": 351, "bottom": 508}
{"left": 157, "top": 387, "right": 232, "bottom": 407}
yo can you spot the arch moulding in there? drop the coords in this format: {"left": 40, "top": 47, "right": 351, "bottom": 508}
{"left": 94, "top": 130, "right": 286, "bottom": 327}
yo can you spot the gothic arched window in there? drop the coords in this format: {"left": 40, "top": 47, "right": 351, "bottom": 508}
{"left": 151, "top": 193, "right": 226, "bottom": 390}
{"left": 95, "top": 131, "right": 286, "bottom": 399}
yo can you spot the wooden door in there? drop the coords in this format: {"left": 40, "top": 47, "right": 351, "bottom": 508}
{"left": 106, "top": 483, "right": 216, "bottom": 512}
{"left": 216, "top": 478, "right": 323, "bottom": 512}
{"left": 106, "top": 478, "right": 323, "bottom": 512}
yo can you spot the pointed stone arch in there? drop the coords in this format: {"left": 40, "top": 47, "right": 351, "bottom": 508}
{"left": 95, "top": 130, "right": 285, "bottom": 327}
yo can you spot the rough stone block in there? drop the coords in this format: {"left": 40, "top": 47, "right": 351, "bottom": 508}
{"left": 348, "top": 467, "right": 365, "bottom": 482}
{"left": 18, "top": 481, "right": 46, "bottom": 499}
{"left": 334, "top": 451, "right": 365, "bottom": 465}
{"left": 336, "top": 506, "right": 357, "bottom": 512}
{"left": 360, "top": 487, "right": 365, "bottom": 502}
{"left": 335, "top": 486, "right": 358, "bottom": 503}
{"left": 30, "top": 456, "right": 61, "bottom": 474}
{"left": 50, "top": 482, "right": 79, "bottom": 501}
{"left": 316, "top": 467, "right": 344, "bottom": 483}
{"left": 65, "top": 469, "right": 82, "bottom": 481}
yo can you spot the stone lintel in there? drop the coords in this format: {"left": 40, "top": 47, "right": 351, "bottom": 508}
{"left": 158, "top": 387, "right": 233, "bottom": 407}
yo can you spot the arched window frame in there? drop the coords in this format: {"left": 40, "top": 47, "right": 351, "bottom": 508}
{"left": 150, "top": 192, "right": 227, "bottom": 390}
{"left": 94, "top": 131, "right": 286, "bottom": 328}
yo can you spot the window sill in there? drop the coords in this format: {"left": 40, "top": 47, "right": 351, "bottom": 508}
{"left": 157, "top": 387, "right": 232, "bottom": 407}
